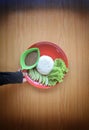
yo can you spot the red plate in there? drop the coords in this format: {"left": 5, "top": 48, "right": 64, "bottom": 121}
{"left": 24, "top": 41, "right": 68, "bottom": 89}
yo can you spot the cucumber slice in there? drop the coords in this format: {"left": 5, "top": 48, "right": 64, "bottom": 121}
{"left": 35, "top": 70, "right": 40, "bottom": 81}
{"left": 33, "top": 69, "right": 37, "bottom": 80}
{"left": 42, "top": 76, "right": 46, "bottom": 84}
{"left": 39, "top": 74, "right": 42, "bottom": 83}
{"left": 45, "top": 76, "right": 48, "bottom": 86}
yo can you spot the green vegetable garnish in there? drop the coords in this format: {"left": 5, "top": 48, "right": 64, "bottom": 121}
{"left": 48, "top": 59, "right": 68, "bottom": 86}
{"left": 54, "top": 59, "right": 68, "bottom": 73}
{"left": 29, "top": 69, "right": 48, "bottom": 85}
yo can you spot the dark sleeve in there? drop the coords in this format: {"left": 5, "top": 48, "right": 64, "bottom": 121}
{"left": 0, "top": 71, "right": 23, "bottom": 86}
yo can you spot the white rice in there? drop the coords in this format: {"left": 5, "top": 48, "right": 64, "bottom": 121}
{"left": 36, "top": 55, "right": 54, "bottom": 75}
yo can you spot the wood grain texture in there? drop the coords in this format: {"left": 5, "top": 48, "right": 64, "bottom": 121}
{"left": 0, "top": 8, "right": 89, "bottom": 130}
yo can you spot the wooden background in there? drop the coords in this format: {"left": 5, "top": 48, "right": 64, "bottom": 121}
{"left": 0, "top": 2, "right": 89, "bottom": 130}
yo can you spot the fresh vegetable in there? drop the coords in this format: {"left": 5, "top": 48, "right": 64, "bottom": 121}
{"left": 29, "top": 69, "right": 48, "bottom": 85}
{"left": 48, "top": 59, "right": 68, "bottom": 86}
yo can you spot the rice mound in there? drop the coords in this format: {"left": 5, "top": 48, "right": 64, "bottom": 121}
{"left": 36, "top": 55, "right": 54, "bottom": 75}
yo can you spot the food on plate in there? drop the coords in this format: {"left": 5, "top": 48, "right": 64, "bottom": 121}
{"left": 29, "top": 69, "right": 48, "bottom": 85}
{"left": 48, "top": 59, "right": 68, "bottom": 86}
{"left": 28, "top": 58, "right": 68, "bottom": 86}
{"left": 25, "top": 51, "right": 38, "bottom": 66}
{"left": 36, "top": 55, "right": 54, "bottom": 75}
